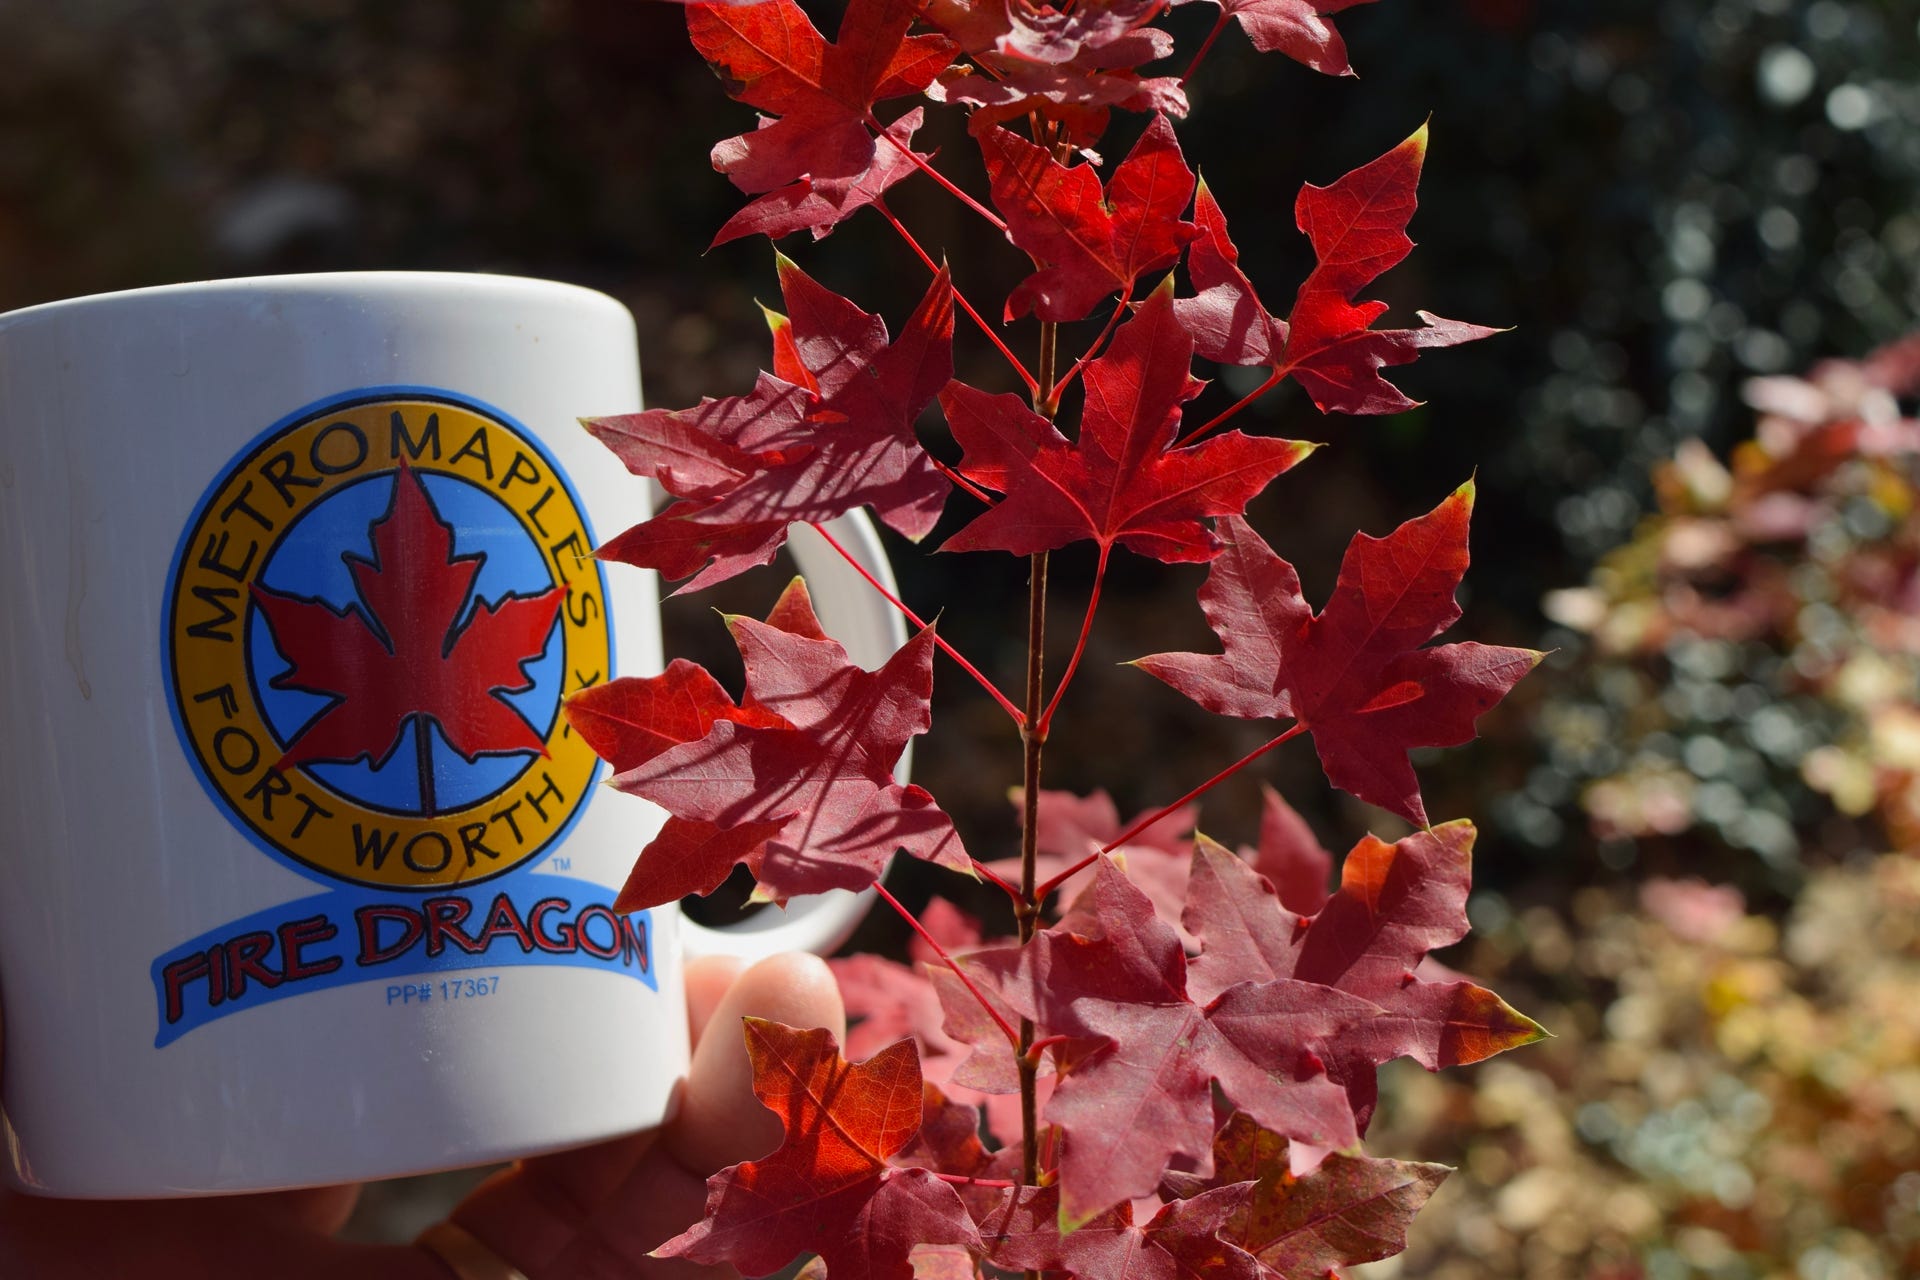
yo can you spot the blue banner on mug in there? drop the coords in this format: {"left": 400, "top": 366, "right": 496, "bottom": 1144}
{"left": 152, "top": 877, "right": 655, "bottom": 1047}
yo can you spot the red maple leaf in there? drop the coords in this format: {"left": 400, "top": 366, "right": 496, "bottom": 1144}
{"left": 1242, "top": 784, "right": 1333, "bottom": 916}
{"left": 1133, "top": 485, "right": 1541, "bottom": 825}
{"left": 580, "top": 579, "right": 969, "bottom": 906}
{"left": 830, "top": 902, "right": 1026, "bottom": 1149}
{"left": 983, "top": 0, "right": 1172, "bottom": 65}
{"left": 1184, "top": 825, "right": 1547, "bottom": 1127}
{"left": 565, "top": 584, "right": 801, "bottom": 911}
{"left": 655, "top": 1020, "right": 980, "bottom": 1280}
{"left": 980, "top": 115, "right": 1199, "bottom": 323}
{"left": 711, "top": 109, "right": 931, "bottom": 247}
{"left": 941, "top": 281, "right": 1314, "bottom": 561}
{"left": 835, "top": 953, "right": 966, "bottom": 1074}
{"left": 687, "top": 0, "right": 954, "bottom": 239}
{"left": 1173, "top": 124, "right": 1500, "bottom": 416}
{"left": 965, "top": 858, "right": 1368, "bottom": 1224}
{"left": 1170, "top": 0, "right": 1382, "bottom": 77}
{"left": 830, "top": 951, "right": 1033, "bottom": 1152}
{"left": 586, "top": 257, "right": 953, "bottom": 592}
{"left": 564, "top": 655, "right": 787, "bottom": 772}
{"left": 933, "top": 63, "right": 1187, "bottom": 150}
{"left": 1183, "top": 1111, "right": 1450, "bottom": 1275}
{"left": 249, "top": 462, "right": 565, "bottom": 795}
{"left": 1172, "top": 178, "right": 1286, "bottom": 368}
{"left": 981, "top": 1182, "right": 1262, "bottom": 1280}
{"left": 925, "top": 0, "right": 1187, "bottom": 146}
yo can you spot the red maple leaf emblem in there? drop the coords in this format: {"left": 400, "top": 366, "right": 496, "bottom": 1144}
{"left": 249, "top": 462, "right": 567, "bottom": 811}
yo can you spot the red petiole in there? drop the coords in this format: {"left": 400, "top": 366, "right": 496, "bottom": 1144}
{"left": 1175, "top": 366, "right": 1286, "bottom": 448}
{"left": 807, "top": 521, "right": 1027, "bottom": 727}
{"left": 1180, "top": 12, "right": 1231, "bottom": 87}
{"left": 874, "top": 198, "right": 1039, "bottom": 395}
{"left": 1035, "top": 721, "right": 1308, "bottom": 899}
{"left": 1035, "top": 543, "right": 1110, "bottom": 735}
{"left": 1045, "top": 292, "right": 1131, "bottom": 411}
{"left": 872, "top": 121, "right": 1009, "bottom": 234}
{"left": 874, "top": 882, "right": 1022, "bottom": 1051}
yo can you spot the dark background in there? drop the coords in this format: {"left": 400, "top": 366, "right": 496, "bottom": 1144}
{"left": 4, "top": 0, "right": 1917, "bottom": 909}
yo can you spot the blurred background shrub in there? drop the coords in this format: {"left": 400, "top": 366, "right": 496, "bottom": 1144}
{"left": 1366, "top": 855, "right": 1920, "bottom": 1280}
{"left": 1371, "top": 333, "right": 1920, "bottom": 1280}
{"left": 1529, "top": 337, "right": 1920, "bottom": 900}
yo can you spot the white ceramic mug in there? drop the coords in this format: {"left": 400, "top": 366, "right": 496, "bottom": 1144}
{"left": 0, "top": 272, "right": 894, "bottom": 1197}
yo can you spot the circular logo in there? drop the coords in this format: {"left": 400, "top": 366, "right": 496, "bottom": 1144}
{"left": 166, "top": 393, "right": 612, "bottom": 889}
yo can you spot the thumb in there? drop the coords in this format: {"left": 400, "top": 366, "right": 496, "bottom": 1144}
{"left": 664, "top": 951, "right": 847, "bottom": 1175}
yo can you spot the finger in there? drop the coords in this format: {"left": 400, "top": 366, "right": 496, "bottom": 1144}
{"left": 663, "top": 952, "right": 845, "bottom": 1175}
{"left": 683, "top": 954, "right": 746, "bottom": 1049}
{"left": 452, "top": 953, "right": 845, "bottom": 1280}
{"left": 238, "top": 1184, "right": 365, "bottom": 1236}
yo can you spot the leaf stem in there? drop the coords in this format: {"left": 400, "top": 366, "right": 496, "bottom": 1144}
{"left": 1025, "top": 1033, "right": 1078, "bottom": 1065}
{"left": 1017, "top": 553, "right": 1049, "bottom": 945}
{"left": 874, "top": 198, "right": 1038, "bottom": 395}
{"left": 970, "top": 857, "right": 1023, "bottom": 901}
{"left": 872, "top": 121, "right": 1009, "bottom": 234}
{"left": 874, "top": 882, "right": 1021, "bottom": 1051}
{"left": 1016, "top": 322, "right": 1059, "bottom": 1217}
{"left": 1035, "top": 721, "right": 1308, "bottom": 899}
{"left": 1176, "top": 366, "right": 1285, "bottom": 447}
{"left": 932, "top": 1172, "right": 1019, "bottom": 1189}
{"left": 806, "top": 521, "right": 1026, "bottom": 726}
{"left": 1035, "top": 542, "right": 1110, "bottom": 735}
{"left": 927, "top": 452, "right": 997, "bottom": 508}
{"left": 1046, "top": 290, "right": 1129, "bottom": 411}
{"left": 1181, "top": 12, "right": 1231, "bottom": 87}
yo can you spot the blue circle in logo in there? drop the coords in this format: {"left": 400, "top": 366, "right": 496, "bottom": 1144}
{"left": 245, "top": 470, "right": 564, "bottom": 816}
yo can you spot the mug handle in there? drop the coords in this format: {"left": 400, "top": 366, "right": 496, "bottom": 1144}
{"left": 676, "top": 512, "right": 907, "bottom": 963}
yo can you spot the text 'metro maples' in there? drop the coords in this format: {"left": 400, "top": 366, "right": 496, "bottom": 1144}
{"left": 569, "top": 0, "right": 1544, "bottom": 1275}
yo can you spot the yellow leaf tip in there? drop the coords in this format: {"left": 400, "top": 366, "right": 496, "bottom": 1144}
{"left": 1192, "top": 830, "right": 1232, "bottom": 856}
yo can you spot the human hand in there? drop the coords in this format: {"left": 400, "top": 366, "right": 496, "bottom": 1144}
{"left": 0, "top": 952, "right": 845, "bottom": 1279}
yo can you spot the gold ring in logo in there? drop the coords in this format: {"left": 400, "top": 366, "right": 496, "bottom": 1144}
{"left": 166, "top": 393, "right": 611, "bottom": 890}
